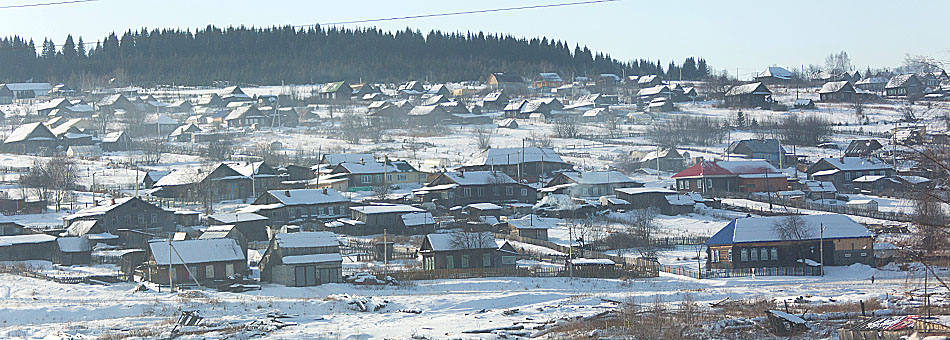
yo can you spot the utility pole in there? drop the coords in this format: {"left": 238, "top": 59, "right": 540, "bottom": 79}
{"left": 819, "top": 223, "right": 825, "bottom": 276}
{"left": 168, "top": 238, "right": 174, "bottom": 293}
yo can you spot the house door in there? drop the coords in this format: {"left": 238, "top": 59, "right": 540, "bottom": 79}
{"left": 319, "top": 268, "right": 331, "bottom": 284}
{"left": 294, "top": 266, "right": 306, "bottom": 286}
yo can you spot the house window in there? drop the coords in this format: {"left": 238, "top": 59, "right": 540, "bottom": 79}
{"left": 424, "top": 257, "right": 435, "bottom": 271}
{"left": 727, "top": 249, "right": 732, "bottom": 261}
{"left": 170, "top": 267, "right": 177, "bottom": 282}
{"left": 137, "top": 214, "right": 144, "bottom": 224}
{"left": 397, "top": 174, "right": 407, "bottom": 181}
{"left": 361, "top": 175, "right": 372, "bottom": 184}
{"left": 477, "top": 187, "right": 485, "bottom": 196}
{"left": 225, "top": 263, "right": 235, "bottom": 277}
{"left": 461, "top": 255, "right": 470, "bottom": 268}
{"left": 771, "top": 247, "right": 778, "bottom": 261}
{"left": 483, "top": 253, "right": 492, "bottom": 267}
{"left": 740, "top": 249, "right": 748, "bottom": 262}
{"left": 587, "top": 187, "right": 593, "bottom": 195}
{"left": 493, "top": 187, "right": 500, "bottom": 196}
{"left": 376, "top": 174, "right": 383, "bottom": 182}
{"left": 112, "top": 216, "right": 117, "bottom": 226}
{"left": 463, "top": 188, "right": 472, "bottom": 197}
{"left": 502, "top": 256, "right": 516, "bottom": 265}
{"left": 761, "top": 248, "right": 769, "bottom": 261}
{"left": 151, "top": 213, "right": 157, "bottom": 224}
{"left": 711, "top": 249, "right": 720, "bottom": 263}
{"left": 506, "top": 187, "right": 513, "bottom": 196}
{"left": 319, "top": 206, "right": 326, "bottom": 215}
{"left": 750, "top": 248, "right": 759, "bottom": 261}
{"left": 521, "top": 188, "right": 528, "bottom": 196}
{"left": 446, "top": 255, "right": 455, "bottom": 269}
{"left": 205, "top": 265, "right": 214, "bottom": 279}
{"left": 386, "top": 174, "right": 393, "bottom": 182}
{"left": 188, "top": 266, "right": 197, "bottom": 279}
{"left": 845, "top": 253, "right": 852, "bottom": 258}
{"left": 860, "top": 252, "right": 867, "bottom": 257}
{"left": 328, "top": 206, "right": 335, "bottom": 215}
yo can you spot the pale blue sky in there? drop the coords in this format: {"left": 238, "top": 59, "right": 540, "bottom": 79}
{"left": 3, "top": 0, "right": 947, "bottom": 79}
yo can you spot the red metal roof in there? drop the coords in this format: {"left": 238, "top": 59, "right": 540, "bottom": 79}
{"left": 672, "top": 161, "right": 733, "bottom": 178}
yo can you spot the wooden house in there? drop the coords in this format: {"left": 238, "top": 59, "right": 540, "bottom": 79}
{"left": 328, "top": 204, "right": 435, "bottom": 236}
{"left": 753, "top": 67, "right": 794, "bottom": 84}
{"left": 672, "top": 160, "right": 786, "bottom": 194}
{"left": 63, "top": 197, "right": 175, "bottom": 244}
{"left": 241, "top": 188, "right": 351, "bottom": 228}
{"left": 145, "top": 238, "right": 247, "bottom": 285}
{"left": 818, "top": 81, "right": 856, "bottom": 102}
{"left": 487, "top": 73, "right": 526, "bottom": 92}
{"left": 885, "top": 74, "right": 924, "bottom": 98}
{"left": 724, "top": 82, "right": 772, "bottom": 108}
{"left": 322, "top": 159, "right": 425, "bottom": 192}
{"left": 3, "top": 122, "right": 58, "bottom": 154}
{"left": 506, "top": 214, "right": 556, "bottom": 241}
{"left": 224, "top": 106, "right": 266, "bottom": 128}
{"left": 208, "top": 212, "right": 269, "bottom": 242}
{"left": 459, "top": 147, "right": 573, "bottom": 183}
{"left": 415, "top": 171, "right": 537, "bottom": 208}
{"left": 318, "top": 81, "right": 352, "bottom": 102}
{"left": 542, "top": 171, "right": 643, "bottom": 198}
{"left": 99, "top": 131, "right": 131, "bottom": 151}
{"left": 420, "top": 232, "right": 518, "bottom": 270}
{"left": 198, "top": 225, "right": 249, "bottom": 255}
{"left": 806, "top": 157, "right": 894, "bottom": 193}
{"left": 259, "top": 231, "right": 343, "bottom": 286}
{"left": 56, "top": 236, "right": 92, "bottom": 265}
{"left": 705, "top": 214, "right": 872, "bottom": 269}
{"left": 534, "top": 73, "right": 564, "bottom": 89}
{"left": 0, "top": 234, "right": 57, "bottom": 262}
{"left": 726, "top": 139, "right": 788, "bottom": 167}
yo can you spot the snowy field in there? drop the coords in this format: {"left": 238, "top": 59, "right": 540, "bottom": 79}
{"left": 0, "top": 262, "right": 918, "bottom": 339}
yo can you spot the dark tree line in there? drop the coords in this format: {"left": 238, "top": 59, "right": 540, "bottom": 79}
{"left": 0, "top": 25, "right": 710, "bottom": 86}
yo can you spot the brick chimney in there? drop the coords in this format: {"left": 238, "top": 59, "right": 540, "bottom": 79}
{"left": 322, "top": 187, "right": 328, "bottom": 195}
{"left": 285, "top": 190, "right": 290, "bottom": 197}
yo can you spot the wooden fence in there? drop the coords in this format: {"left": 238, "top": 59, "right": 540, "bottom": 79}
{"left": 0, "top": 264, "right": 128, "bottom": 285}
{"left": 723, "top": 192, "right": 915, "bottom": 223}
{"left": 346, "top": 265, "right": 646, "bottom": 281}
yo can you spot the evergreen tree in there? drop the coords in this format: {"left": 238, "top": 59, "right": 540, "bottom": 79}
{"left": 62, "top": 35, "right": 77, "bottom": 59}
{"left": 77, "top": 37, "right": 86, "bottom": 57}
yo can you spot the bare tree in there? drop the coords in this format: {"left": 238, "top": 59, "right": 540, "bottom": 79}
{"left": 552, "top": 116, "right": 580, "bottom": 139}
{"left": 472, "top": 128, "right": 493, "bottom": 151}
{"left": 20, "top": 157, "right": 78, "bottom": 209}
{"left": 449, "top": 231, "right": 496, "bottom": 250}
{"left": 527, "top": 131, "right": 553, "bottom": 148}
{"left": 772, "top": 215, "right": 812, "bottom": 268}
{"left": 824, "top": 51, "right": 852, "bottom": 78}
{"left": 899, "top": 104, "right": 919, "bottom": 123}
{"left": 371, "top": 184, "right": 392, "bottom": 201}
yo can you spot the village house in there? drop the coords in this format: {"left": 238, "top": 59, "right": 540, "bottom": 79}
{"left": 318, "top": 81, "right": 352, "bottom": 102}
{"left": 240, "top": 188, "right": 350, "bottom": 228}
{"left": 806, "top": 157, "right": 895, "bottom": 193}
{"left": 855, "top": 77, "right": 889, "bottom": 94}
{"left": 672, "top": 160, "right": 787, "bottom": 194}
{"left": 487, "top": 72, "right": 527, "bottom": 93}
{"left": 460, "top": 147, "right": 573, "bottom": 183}
{"left": 753, "top": 66, "right": 794, "bottom": 84}
{"left": 224, "top": 106, "right": 266, "bottom": 128}
{"left": 885, "top": 74, "right": 924, "bottom": 98}
{"left": 3, "top": 122, "right": 58, "bottom": 154}
{"left": 534, "top": 73, "right": 564, "bottom": 89}
{"left": 818, "top": 81, "right": 856, "bottom": 102}
{"left": 152, "top": 161, "right": 280, "bottom": 202}
{"left": 0, "top": 82, "right": 51, "bottom": 102}
{"left": 168, "top": 123, "right": 203, "bottom": 142}
{"left": 220, "top": 86, "right": 253, "bottom": 104}
{"left": 198, "top": 225, "right": 249, "bottom": 255}
{"left": 320, "top": 159, "right": 425, "bottom": 192}
{"left": 844, "top": 139, "right": 884, "bottom": 158}
{"left": 415, "top": 171, "right": 538, "bottom": 208}
{"left": 0, "top": 234, "right": 58, "bottom": 262}
{"left": 636, "top": 75, "right": 664, "bottom": 88}
{"left": 632, "top": 148, "right": 689, "bottom": 172}
{"left": 614, "top": 188, "right": 705, "bottom": 215}
{"left": 481, "top": 90, "right": 510, "bottom": 112}
{"left": 328, "top": 204, "right": 435, "bottom": 236}
{"left": 724, "top": 82, "right": 772, "bottom": 108}
{"left": 208, "top": 212, "right": 269, "bottom": 242}
{"left": 99, "top": 131, "right": 131, "bottom": 151}
{"left": 56, "top": 236, "right": 92, "bottom": 266}
{"left": 259, "top": 231, "right": 343, "bottom": 286}
{"left": 705, "top": 214, "right": 873, "bottom": 270}
{"left": 726, "top": 139, "right": 788, "bottom": 167}
{"left": 420, "top": 232, "right": 518, "bottom": 270}
{"left": 506, "top": 214, "right": 556, "bottom": 241}
{"left": 145, "top": 238, "right": 248, "bottom": 285}
{"left": 63, "top": 197, "right": 176, "bottom": 244}
{"left": 542, "top": 170, "right": 643, "bottom": 198}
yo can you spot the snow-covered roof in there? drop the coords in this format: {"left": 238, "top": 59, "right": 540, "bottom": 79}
{"left": 615, "top": 187, "right": 676, "bottom": 195}
{"left": 65, "top": 197, "right": 137, "bottom": 220}
{"left": 665, "top": 194, "right": 700, "bottom": 206}
{"left": 852, "top": 175, "right": 886, "bottom": 183}
{"left": 558, "top": 171, "right": 638, "bottom": 185}
{"left": 570, "top": 258, "right": 614, "bottom": 265}
{"left": 323, "top": 153, "right": 374, "bottom": 165}
{"left": 466, "top": 147, "right": 566, "bottom": 166}
{"left": 350, "top": 204, "right": 424, "bottom": 215}
{"left": 282, "top": 253, "right": 342, "bottom": 265}
{"left": 149, "top": 238, "right": 245, "bottom": 265}
{"left": 706, "top": 214, "right": 871, "bottom": 246}
{"left": 899, "top": 175, "right": 930, "bottom": 184}
{"left": 209, "top": 212, "right": 268, "bottom": 223}
{"left": 812, "top": 169, "right": 840, "bottom": 177}
{"left": 756, "top": 67, "right": 794, "bottom": 80}
{"left": 401, "top": 212, "right": 435, "bottom": 226}
{"left": 0, "top": 234, "right": 56, "bottom": 247}
{"left": 819, "top": 81, "right": 853, "bottom": 94}
{"left": 336, "top": 161, "right": 409, "bottom": 174}
{"left": 439, "top": 171, "right": 516, "bottom": 186}
{"left": 804, "top": 180, "right": 837, "bottom": 193}
{"left": 4, "top": 122, "right": 56, "bottom": 144}
{"left": 466, "top": 202, "right": 503, "bottom": 211}
{"left": 508, "top": 214, "right": 558, "bottom": 230}
{"left": 152, "top": 168, "right": 203, "bottom": 187}
{"left": 275, "top": 231, "right": 340, "bottom": 248}
{"left": 66, "top": 220, "right": 99, "bottom": 236}
{"left": 424, "top": 232, "right": 500, "bottom": 251}
{"left": 266, "top": 189, "right": 348, "bottom": 206}
{"left": 57, "top": 237, "right": 91, "bottom": 253}
{"left": 819, "top": 157, "right": 892, "bottom": 171}
{"left": 725, "top": 82, "right": 770, "bottom": 96}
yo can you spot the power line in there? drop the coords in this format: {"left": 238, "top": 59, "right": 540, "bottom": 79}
{"left": 303, "top": 0, "right": 620, "bottom": 27}
{"left": 0, "top": 0, "right": 99, "bottom": 10}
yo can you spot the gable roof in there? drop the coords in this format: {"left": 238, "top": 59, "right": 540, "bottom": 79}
{"left": 275, "top": 231, "right": 339, "bottom": 248}
{"left": 816, "top": 157, "right": 892, "bottom": 172}
{"left": 320, "top": 81, "right": 351, "bottom": 94}
{"left": 4, "top": 122, "right": 56, "bottom": 144}
{"left": 209, "top": 212, "right": 268, "bottom": 223}
{"left": 423, "top": 232, "right": 505, "bottom": 251}
{"left": 65, "top": 197, "right": 142, "bottom": 220}
{"left": 725, "top": 82, "right": 771, "bottom": 96}
{"left": 844, "top": 140, "right": 883, "bottom": 156}
{"left": 672, "top": 160, "right": 779, "bottom": 178}
{"left": 265, "top": 189, "right": 348, "bottom": 206}
{"left": 322, "top": 153, "right": 374, "bottom": 165}
{"left": 756, "top": 66, "right": 794, "bottom": 80}
{"left": 885, "top": 74, "right": 918, "bottom": 89}
{"left": 149, "top": 238, "right": 245, "bottom": 265}
{"left": 466, "top": 147, "right": 567, "bottom": 166}
{"left": 556, "top": 171, "right": 638, "bottom": 185}
{"left": 728, "top": 139, "right": 787, "bottom": 154}
{"left": 490, "top": 73, "right": 524, "bottom": 83}
{"left": 438, "top": 171, "right": 517, "bottom": 186}
{"left": 706, "top": 214, "right": 871, "bottom": 245}
{"left": 819, "top": 81, "right": 855, "bottom": 94}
